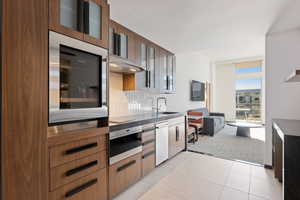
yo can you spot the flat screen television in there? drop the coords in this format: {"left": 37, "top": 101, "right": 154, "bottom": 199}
{"left": 191, "top": 80, "right": 205, "bottom": 101}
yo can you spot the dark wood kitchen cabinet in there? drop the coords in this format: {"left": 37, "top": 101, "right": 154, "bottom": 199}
{"left": 109, "top": 153, "right": 142, "bottom": 199}
{"left": 109, "top": 20, "right": 176, "bottom": 94}
{"left": 48, "top": 128, "right": 109, "bottom": 200}
{"left": 110, "top": 20, "right": 135, "bottom": 63}
{"left": 1, "top": 0, "right": 49, "bottom": 200}
{"left": 273, "top": 119, "right": 300, "bottom": 200}
{"left": 168, "top": 117, "right": 185, "bottom": 158}
{"left": 49, "top": 168, "right": 107, "bottom": 200}
{"left": 49, "top": 0, "right": 109, "bottom": 49}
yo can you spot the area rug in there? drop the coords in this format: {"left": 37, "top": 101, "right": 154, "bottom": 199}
{"left": 188, "top": 125, "right": 265, "bottom": 164}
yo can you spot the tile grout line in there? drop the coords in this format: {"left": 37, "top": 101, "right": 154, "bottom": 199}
{"left": 218, "top": 161, "right": 234, "bottom": 200}
{"left": 248, "top": 165, "right": 252, "bottom": 200}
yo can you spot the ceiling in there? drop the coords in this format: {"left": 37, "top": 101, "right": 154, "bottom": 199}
{"left": 109, "top": 0, "right": 292, "bottom": 61}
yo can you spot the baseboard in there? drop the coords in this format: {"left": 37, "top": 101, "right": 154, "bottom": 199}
{"left": 264, "top": 164, "right": 273, "bottom": 169}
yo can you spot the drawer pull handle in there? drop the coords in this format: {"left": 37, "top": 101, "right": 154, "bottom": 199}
{"left": 117, "top": 160, "right": 136, "bottom": 172}
{"left": 65, "top": 178, "right": 98, "bottom": 198}
{"left": 142, "top": 139, "right": 155, "bottom": 146}
{"left": 142, "top": 151, "right": 155, "bottom": 159}
{"left": 65, "top": 160, "right": 98, "bottom": 177}
{"left": 176, "top": 127, "right": 179, "bottom": 141}
{"left": 65, "top": 142, "right": 98, "bottom": 155}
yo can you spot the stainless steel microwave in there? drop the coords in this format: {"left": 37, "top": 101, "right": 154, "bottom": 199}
{"left": 49, "top": 31, "right": 108, "bottom": 125}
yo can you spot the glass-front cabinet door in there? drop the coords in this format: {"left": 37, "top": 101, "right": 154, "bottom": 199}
{"left": 167, "top": 54, "right": 176, "bottom": 93}
{"left": 160, "top": 50, "right": 168, "bottom": 92}
{"left": 167, "top": 55, "right": 173, "bottom": 91}
{"left": 49, "top": 0, "right": 109, "bottom": 49}
{"left": 148, "top": 46, "right": 156, "bottom": 89}
{"left": 83, "top": 0, "right": 109, "bottom": 48}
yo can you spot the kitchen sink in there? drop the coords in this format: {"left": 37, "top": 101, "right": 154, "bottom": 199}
{"left": 159, "top": 112, "right": 179, "bottom": 115}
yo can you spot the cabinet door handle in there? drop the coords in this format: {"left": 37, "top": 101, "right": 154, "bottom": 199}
{"left": 176, "top": 127, "right": 179, "bottom": 141}
{"left": 166, "top": 75, "right": 169, "bottom": 90}
{"left": 77, "top": 0, "right": 85, "bottom": 32}
{"left": 65, "top": 179, "right": 98, "bottom": 198}
{"left": 142, "top": 139, "right": 155, "bottom": 146}
{"left": 148, "top": 71, "right": 151, "bottom": 88}
{"left": 64, "top": 142, "right": 98, "bottom": 155}
{"left": 145, "top": 70, "right": 148, "bottom": 87}
{"left": 113, "top": 33, "right": 121, "bottom": 56}
{"left": 117, "top": 160, "right": 136, "bottom": 172}
{"left": 65, "top": 160, "right": 98, "bottom": 177}
{"left": 83, "top": 1, "right": 90, "bottom": 34}
{"left": 142, "top": 151, "right": 155, "bottom": 159}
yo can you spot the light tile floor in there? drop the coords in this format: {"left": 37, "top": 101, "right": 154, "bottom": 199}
{"left": 113, "top": 152, "right": 282, "bottom": 200}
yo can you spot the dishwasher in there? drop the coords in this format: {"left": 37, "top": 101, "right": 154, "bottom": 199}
{"left": 155, "top": 122, "right": 169, "bottom": 166}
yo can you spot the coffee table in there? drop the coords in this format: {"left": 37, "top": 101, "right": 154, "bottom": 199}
{"left": 227, "top": 122, "right": 262, "bottom": 137}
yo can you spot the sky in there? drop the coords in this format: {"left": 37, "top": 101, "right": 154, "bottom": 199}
{"left": 236, "top": 66, "right": 262, "bottom": 90}
{"left": 236, "top": 78, "right": 262, "bottom": 90}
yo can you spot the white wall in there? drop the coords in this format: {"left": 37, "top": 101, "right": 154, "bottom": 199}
{"left": 265, "top": 28, "right": 300, "bottom": 165}
{"left": 167, "top": 52, "right": 211, "bottom": 112}
{"left": 213, "top": 64, "right": 236, "bottom": 121}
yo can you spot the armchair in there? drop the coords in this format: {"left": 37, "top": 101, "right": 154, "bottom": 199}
{"left": 188, "top": 108, "right": 225, "bottom": 136}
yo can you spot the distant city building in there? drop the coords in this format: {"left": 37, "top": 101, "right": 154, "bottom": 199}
{"left": 236, "top": 89, "right": 261, "bottom": 122}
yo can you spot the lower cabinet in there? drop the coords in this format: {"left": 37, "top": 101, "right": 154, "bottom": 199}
{"left": 109, "top": 153, "right": 142, "bottom": 199}
{"left": 49, "top": 166, "right": 108, "bottom": 200}
{"left": 141, "top": 124, "right": 156, "bottom": 176}
{"left": 142, "top": 146, "right": 155, "bottom": 176}
{"left": 169, "top": 118, "right": 185, "bottom": 158}
{"left": 48, "top": 132, "right": 109, "bottom": 200}
{"left": 50, "top": 152, "right": 106, "bottom": 190}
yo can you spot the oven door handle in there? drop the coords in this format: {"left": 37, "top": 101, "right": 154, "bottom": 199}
{"left": 142, "top": 128, "right": 156, "bottom": 132}
{"left": 110, "top": 131, "right": 143, "bottom": 140}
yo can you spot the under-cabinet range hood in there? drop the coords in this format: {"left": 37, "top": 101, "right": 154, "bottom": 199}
{"left": 285, "top": 69, "right": 300, "bottom": 82}
{"left": 109, "top": 55, "right": 145, "bottom": 74}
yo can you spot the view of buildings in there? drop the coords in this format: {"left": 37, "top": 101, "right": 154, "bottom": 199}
{"left": 236, "top": 89, "right": 261, "bottom": 122}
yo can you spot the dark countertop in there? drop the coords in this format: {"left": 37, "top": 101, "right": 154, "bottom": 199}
{"left": 109, "top": 112, "right": 185, "bottom": 132}
{"left": 273, "top": 119, "right": 300, "bottom": 139}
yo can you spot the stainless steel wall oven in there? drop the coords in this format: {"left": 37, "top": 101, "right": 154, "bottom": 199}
{"left": 49, "top": 31, "right": 108, "bottom": 125}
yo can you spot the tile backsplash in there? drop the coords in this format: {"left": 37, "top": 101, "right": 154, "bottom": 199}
{"left": 125, "top": 91, "right": 159, "bottom": 115}
{"left": 109, "top": 72, "right": 160, "bottom": 117}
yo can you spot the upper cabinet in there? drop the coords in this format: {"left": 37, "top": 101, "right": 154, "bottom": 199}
{"left": 160, "top": 49, "right": 176, "bottom": 94}
{"left": 109, "top": 20, "right": 140, "bottom": 66}
{"left": 109, "top": 20, "right": 176, "bottom": 94}
{"left": 49, "top": 0, "right": 109, "bottom": 49}
{"left": 135, "top": 41, "right": 160, "bottom": 92}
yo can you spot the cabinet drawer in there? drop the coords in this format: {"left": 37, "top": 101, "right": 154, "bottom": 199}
{"left": 50, "top": 151, "right": 106, "bottom": 191}
{"left": 50, "top": 168, "right": 107, "bottom": 200}
{"left": 109, "top": 153, "right": 142, "bottom": 199}
{"left": 142, "top": 134, "right": 155, "bottom": 149}
{"left": 50, "top": 136, "right": 106, "bottom": 168}
{"left": 143, "top": 144, "right": 155, "bottom": 156}
{"left": 142, "top": 149, "right": 155, "bottom": 176}
{"left": 142, "top": 130, "right": 155, "bottom": 142}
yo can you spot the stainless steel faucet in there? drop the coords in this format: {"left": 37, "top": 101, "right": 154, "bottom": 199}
{"left": 156, "top": 97, "right": 167, "bottom": 114}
